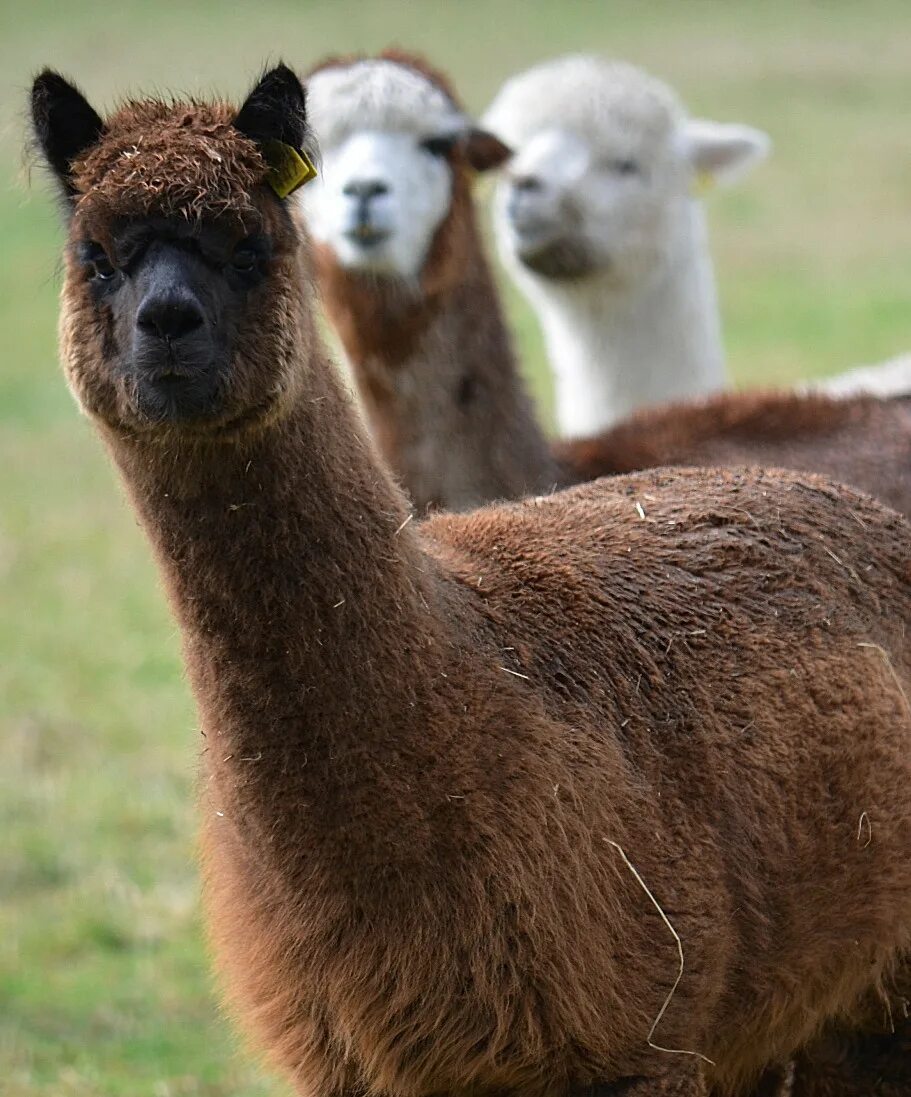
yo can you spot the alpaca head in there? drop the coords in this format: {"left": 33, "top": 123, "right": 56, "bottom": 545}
{"left": 483, "top": 55, "right": 769, "bottom": 288}
{"left": 31, "top": 65, "right": 318, "bottom": 435}
{"left": 301, "top": 53, "right": 510, "bottom": 283}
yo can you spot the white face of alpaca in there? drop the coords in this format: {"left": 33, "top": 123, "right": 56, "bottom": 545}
{"left": 494, "top": 120, "right": 769, "bottom": 287}
{"left": 301, "top": 131, "right": 454, "bottom": 279}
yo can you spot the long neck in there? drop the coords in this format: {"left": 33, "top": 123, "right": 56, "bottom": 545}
{"left": 317, "top": 215, "right": 558, "bottom": 511}
{"left": 528, "top": 204, "right": 727, "bottom": 437}
{"left": 98, "top": 280, "right": 452, "bottom": 870}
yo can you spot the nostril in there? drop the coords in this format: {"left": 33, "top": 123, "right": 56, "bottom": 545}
{"left": 342, "top": 179, "right": 390, "bottom": 201}
{"left": 137, "top": 295, "right": 204, "bottom": 341}
{"left": 512, "top": 174, "right": 543, "bottom": 194}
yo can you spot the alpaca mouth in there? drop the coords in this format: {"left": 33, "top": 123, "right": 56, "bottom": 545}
{"left": 517, "top": 237, "right": 597, "bottom": 281}
{"left": 133, "top": 368, "right": 222, "bottom": 425}
{"left": 344, "top": 224, "right": 390, "bottom": 248}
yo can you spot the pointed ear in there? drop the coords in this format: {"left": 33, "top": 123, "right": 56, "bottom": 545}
{"left": 682, "top": 119, "right": 771, "bottom": 187}
{"left": 30, "top": 69, "right": 105, "bottom": 198}
{"left": 234, "top": 64, "right": 307, "bottom": 151}
{"left": 462, "top": 128, "right": 512, "bottom": 173}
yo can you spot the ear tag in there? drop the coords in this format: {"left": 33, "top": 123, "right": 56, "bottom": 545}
{"left": 263, "top": 139, "right": 317, "bottom": 199}
{"left": 691, "top": 170, "right": 715, "bottom": 198}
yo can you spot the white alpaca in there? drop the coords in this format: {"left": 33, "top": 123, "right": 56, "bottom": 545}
{"left": 483, "top": 55, "right": 770, "bottom": 437}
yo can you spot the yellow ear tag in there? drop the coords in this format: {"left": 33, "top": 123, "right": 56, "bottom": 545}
{"left": 691, "top": 170, "right": 715, "bottom": 198}
{"left": 263, "top": 140, "right": 318, "bottom": 199}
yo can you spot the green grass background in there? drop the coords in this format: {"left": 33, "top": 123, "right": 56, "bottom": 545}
{"left": 3, "top": 2, "right": 911, "bottom": 1093}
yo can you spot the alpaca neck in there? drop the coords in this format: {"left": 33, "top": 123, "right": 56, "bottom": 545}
{"left": 98, "top": 281, "right": 443, "bottom": 866}
{"left": 531, "top": 204, "right": 726, "bottom": 437}
{"left": 317, "top": 223, "right": 558, "bottom": 511}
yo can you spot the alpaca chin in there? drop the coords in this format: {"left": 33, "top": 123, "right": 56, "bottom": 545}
{"left": 516, "top": 236, "right": 598, "bottom": 280}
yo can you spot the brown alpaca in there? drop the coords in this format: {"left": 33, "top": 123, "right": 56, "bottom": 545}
{"left": 32, "top": 65, "right": 911, "bottom": 1097}
{"left": 303, "top": 52, "right": 911, "bottom": 520}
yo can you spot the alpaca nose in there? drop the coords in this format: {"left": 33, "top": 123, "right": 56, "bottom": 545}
{"left": 137, "top": 291, "right": 204, "bottom": 342}
{"left": 343, "top": 179, "right": 390, "bottom": 202}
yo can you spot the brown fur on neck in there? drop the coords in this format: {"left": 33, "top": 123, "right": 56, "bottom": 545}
{"left": 314, "top": 190, "right": 558, "bottom": 511}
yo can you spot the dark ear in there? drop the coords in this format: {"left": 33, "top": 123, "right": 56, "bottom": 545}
{"left": 31, "top": 69, "right": 105, "bottom": 197}
{"left": 463, "top": 128, "right": 512, "bottom": 173}
{"left": 234, "top": 64, "right": 307, "bottom": 151}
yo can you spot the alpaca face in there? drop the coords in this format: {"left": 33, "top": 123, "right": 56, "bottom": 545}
{"left": 69, "top": 216, "right": 284, "bottom": 426}
{"left": 31, "top": 66, "right": 313, "bottom": 434}
{"left": 494, "top": 125, "right": 684, "bottom": 286}
{"left": 301, "top": 130, "right": 454, "bottom": 278}
{"left": 484, "top": 55, "right": 769, "bottom": 291}
{"left": 302, "top": 56, "right": 510, "bottom": 282}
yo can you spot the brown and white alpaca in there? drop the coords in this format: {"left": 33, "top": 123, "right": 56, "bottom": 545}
{"left": 32, "top": 65, "right": 911, "bottom": 1097}
{"left": 301, "top": 52, "right": 558, "bottom": 511}
{"left": 301, "top": 53, "right": 911, "bottom": 520}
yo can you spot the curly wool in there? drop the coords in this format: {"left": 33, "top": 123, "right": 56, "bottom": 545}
{"left": 482, "top": 54, "right": 684, "bottom": 152}
{"left": 71, "top": 99, "right": 269, "bottom": 221}
{"left": 306, "top": 53, "right": 467, "bottom": 151}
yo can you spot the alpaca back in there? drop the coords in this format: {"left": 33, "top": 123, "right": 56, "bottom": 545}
{"left": 556, "top": 391, "right": 911, "bottom": 518}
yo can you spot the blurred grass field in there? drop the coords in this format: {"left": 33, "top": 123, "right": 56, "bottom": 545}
{"left": 3, "top": 2, "right": 911, "bottom": 1094}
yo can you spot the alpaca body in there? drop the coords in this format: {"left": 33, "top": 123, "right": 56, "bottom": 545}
{"left": 121, "top": 366, "right": 911, "bottom": 1096}
{"left": 35, "top": 68, "right": 911, "bottom": 1097}
{"left": 188, "top": 444, "right": 911, "bottom": 1097}
{"left": 557, "top": 389, "right": 911, "bottom": 519}
{"left": 501, "top": 195, "right": 725, "bottom": 436}
{"left": 810, "top": 353, "right": 911, "bottom": 400}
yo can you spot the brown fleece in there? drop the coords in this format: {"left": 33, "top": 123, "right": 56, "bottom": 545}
{"left": 555, "top": 389, "right": 911, "bottom": 518}
{"left": 72, "top": 100, "right": 268, "bottom": 222}
{"left": 48, "top": 88, "right": 911, "bottom": 1097}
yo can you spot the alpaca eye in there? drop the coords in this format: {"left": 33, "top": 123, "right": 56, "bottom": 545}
{"left": 421, "top": 135, "right": 457, "bottom": 159}
{"left": 609, "top": 158, "right": 640, "bottom": 177}
{"left": 89, "top": 249, "right": 117, "bottom": 280}
{"left": 231, "top": 248, "right": 258, "bottom": 273}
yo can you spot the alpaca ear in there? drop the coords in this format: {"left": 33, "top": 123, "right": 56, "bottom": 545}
{"left": 682, "top": 119, "right": 771, "bottom": 188}
{"left": 234, "top": 64, "right": 308, "bottom": 152}
{"left": 30, "top": 69, "right": 105, "bottom": 199}
{"left": 462, "top": 128, "right": 512, "bottom": 173}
